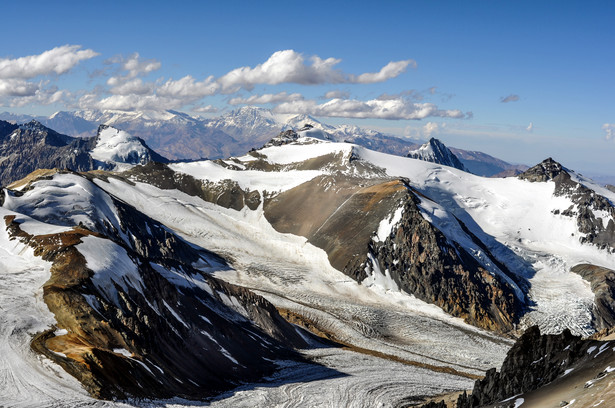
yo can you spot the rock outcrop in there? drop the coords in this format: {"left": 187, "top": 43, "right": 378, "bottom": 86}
{"left": 572, "top": 264, "right": 615, "bottom": 330}
{"left": 519, "top": 158, "right": 615, "bottom": 252}
{"left": 408, "top": 138, "right": 468, "bottom": 171}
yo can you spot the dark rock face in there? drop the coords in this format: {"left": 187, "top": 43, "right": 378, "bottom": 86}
{"left": 125, "top": 162, "right": 262, "bottom": 211}
{"left": 264, "top": 129, "right": 300, "bottom": 147}
{"left": 408, "top": 138, "right": 468, "bottom": 172}
{"left": 0, "top": 119, "right": 18, "bottom": 141}
{"left": 3, "top": 173, "right": 309, "bottom": 400}
{"left": 0, "top": 121, "right": 97, "bottom": 186}
{"left": 0, "top": 121, "right": 168, "bottom": 188}
{"left": 456, "top": 326, "right": 584, "bottom": 408}
{"left": 265, "top": 173, "right": 522, "bottom": 332}
{"left": 572, "top": 264, "right": 615, "bottom": 330}
{"left": 362, "top": 187, "right": 522, "bottom": 332}
{"left": 519, "top": 158, "right": 615, "bottom": 252}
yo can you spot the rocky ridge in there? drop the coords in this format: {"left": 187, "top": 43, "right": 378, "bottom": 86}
{"left": 0, "top": 120, "right": 166, "bottom": 187}
{"left": 519, "top": 157, "right": 615, "bottom": 252}
{"left": 2, "top": 170, "right": 310, "bottom": 400}
{"left": 408, "top": 138, "right": 468, "bottom": 171}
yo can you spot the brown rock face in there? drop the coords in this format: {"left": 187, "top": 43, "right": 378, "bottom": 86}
{"left": 572, "top": 264, "right": 615, "bottom": 330}
{"left": 265, "top": 175, "right": 522, "bottom": 333}
{"left": 2, "top": 173, "right": 310, "bottom": 401}
{"left": 363, "top": 190, "right": 522, "bottom": 332}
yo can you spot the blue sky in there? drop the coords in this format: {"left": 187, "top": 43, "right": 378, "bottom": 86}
{"left": 1, "top": 1, "right": 613, "bottom": 177}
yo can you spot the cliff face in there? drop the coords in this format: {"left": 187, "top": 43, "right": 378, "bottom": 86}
{"left": 420, "top": 325, "right": 615, "bottom": 408}
{"left": 572, "top": 264, "right": 615, "bottom": 330}
{"left": 2, "top": 171, "right": 309, "bottom": 400}
{"left": 265, "top": 174, "right": 523, "bottom": 333}
{"left": 458, "top": 326, "right": 583, "bottom": 407}
{"left": 359, "top": 188, "right": 522, "bottom": 332}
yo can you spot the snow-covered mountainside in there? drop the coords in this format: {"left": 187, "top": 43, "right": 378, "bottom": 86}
{"left": 2, "top": 123, "right": 615, "bottom": 406}
{"left": 0, "top": 120, "right": 166, "bottom": 186}
{"left": 0, "top": 170, "right": 310, "bottom": 401}
{"left": 163, "top": 134, "right": 615, "bottom": 336}
{"left": 407, "top": 137, "right": 467, "bottom": 171}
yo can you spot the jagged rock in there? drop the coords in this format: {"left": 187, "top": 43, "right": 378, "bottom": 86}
{"left": 364, "top": 186, "right": 522, "bottom": 332}
{"left": 571, "top": 264, "right": 615, "bottom": 330}
{"left": 408, "top": 138, "right": 468, "bottom": 171}
{"left": 264, "top": 129, "right": 301, "bottom": 147}
{"left": 519, "top": 158, "right": 615, "bottom": 252}
{"left": 456, "top": 326, "right": 584, "bottom": 407}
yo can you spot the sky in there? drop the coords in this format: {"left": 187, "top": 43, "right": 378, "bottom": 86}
{"left": 0, "top": 0, "right": 613, "bottom": 178}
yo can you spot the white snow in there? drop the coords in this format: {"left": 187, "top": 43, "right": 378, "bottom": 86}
{"left": 77, "top": 235, "right": 145, "bottom": 306}
{"left": 91, "top": 126, "right": 150, "bottom": 170}
{"left": 94, "top": 176, "right": 513, "bottom": 379}
{"left": 3, "top": 173, "right": 128, "bottom": 244}
{"left": 113, "top": 348, "right": 132, "bottom": 357}
{"left": 373, "top": 204, "right": 404, "bottom": 242}
{"left": 170, "top": 160, "right": 322, "bottom": 194}
{"left": 513, "top": 398, "right": 525, "bottom": 408}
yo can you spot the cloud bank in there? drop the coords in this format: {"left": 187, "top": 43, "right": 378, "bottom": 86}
{"left": 2, "top": 46, "right": 468, "bottom": 122}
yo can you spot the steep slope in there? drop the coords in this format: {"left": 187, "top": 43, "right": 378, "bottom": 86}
{"left": 0, "top": 121, "right": 166, "bottom": 187}
{"left": 424, "top": 326, "right": 615, "bottom": 408}
{"left": 160, "top": 135, "right": 525, "bottom": 333}
{"left": 165, "top": 136, "right": 615, "bottom": 336}
{"left": 408, "top": 138, "right": 468, "bottom": 171}
{"left": 1, "top": 170, "right": 309, "bottom": 401}
{"left": 519, "top": 157, "right": 615, "bottom": 252}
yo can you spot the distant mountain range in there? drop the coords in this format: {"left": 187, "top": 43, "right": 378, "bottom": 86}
{"left": 0, "top": 108, "right": 528, "bottom": 177}
{"left": 0, "top": 120, "right": 166, "bottom": 187}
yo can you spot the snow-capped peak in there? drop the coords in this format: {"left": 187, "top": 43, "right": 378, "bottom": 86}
{"left": 90, "top": 125, "right": 153, "bottom": 169}
{"left": 407, "top": 138, "right": 467, "bottom": 171}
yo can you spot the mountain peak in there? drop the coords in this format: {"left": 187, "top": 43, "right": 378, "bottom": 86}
{"left": 407, "top": 138, "right": 467, "bottom": 171}
{"left": 518, "top": 157, "right": 568, "bottom": 182}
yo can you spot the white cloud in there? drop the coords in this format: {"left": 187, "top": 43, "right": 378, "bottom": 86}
{"left": 274, "top": 97, "right": 466, "bottom": 120}
{"left": 86, "top": 94, "right": 180, "bottom": 111}
{"left": 192, "top": 105, "right": 218, "bottom": 113}
{"left": 603, "top": 123, "right": 615, "bottom": 140}
{"left": 526, "top": 122, "right": 534, "bottom": 132}
{"left": 423, "top": 121, "right": 444, "bottom": 137}
{"left": 106, "top": 52, "right": 161, "bottom": 81}
{"left": 0, "top": 78, "right": 39, "bottom": 97}
{"left": 108, "top": 78, "right": 154, "bottom": 95}
{"left": 7, "top": 87, "right": 68, "bottom": 107}
{"left": 157, "top": 75, "right": 219, "bottom": 99}
{"left": 217, "top": 50, "right": 413, "bottom": 92}
{"left": 0, "top": 45, "right": 98, "bottom": 79}
{"left": 500, "top": 94, "right": 520, "bottom": 103}
{"left": 324, "top": 90, "right": 350, "bottom": 99}
{"left": 352, "top": 60, "right": 416, "bottom": 83}
{"left": 229, "top": 91, "right": 303, "bottom": 105}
